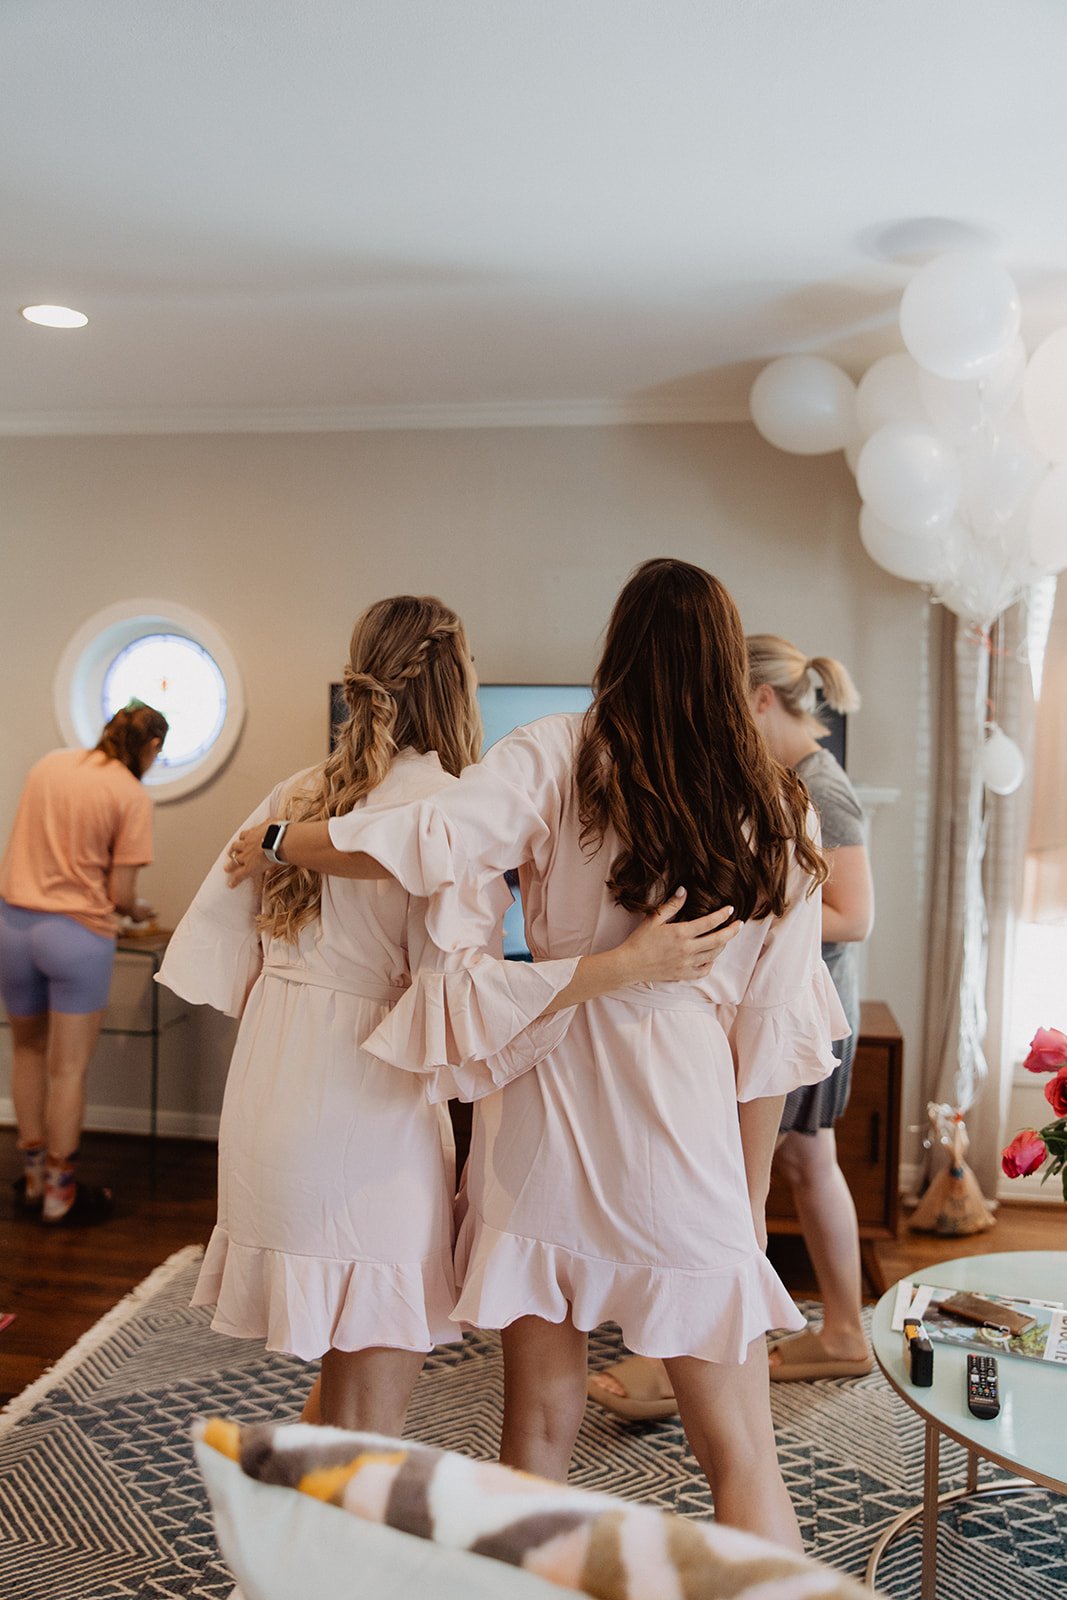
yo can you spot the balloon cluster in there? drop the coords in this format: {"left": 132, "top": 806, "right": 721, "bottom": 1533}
{"left": 750, "top": 250, "right": 1064, "bottom": 796}
{"left": 750, "top": 251, "right": 1067, "bottom": 623}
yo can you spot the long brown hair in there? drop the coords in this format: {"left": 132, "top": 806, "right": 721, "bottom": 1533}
{"left": 261, "top": 595, "right": 482, "bottom": 942}
{"left": 575, "top": 558, "right": 826, "bottom": 921}
{"left": 94, "top": 701, "right": 169, "bottom": 779}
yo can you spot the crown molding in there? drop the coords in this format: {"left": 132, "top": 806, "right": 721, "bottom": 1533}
{"left": 0, "top": 395, "right": 750, "bottom": 437}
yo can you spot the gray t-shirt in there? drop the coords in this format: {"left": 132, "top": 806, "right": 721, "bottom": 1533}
{"left": 794, "top": 746, "right": 865, "bottom": 973}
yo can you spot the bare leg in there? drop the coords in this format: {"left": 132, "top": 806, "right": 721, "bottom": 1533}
{"left": 772, "top": 1129, "right": 869, "bottom": 1364}
{"left": 499, "top": 1315, "right": 588, "bottom": 1480}
{"left": 665, "top": 1339, "right": 802, "bottom": 1551}
{"left": 10, "top": 1013, "right": 49, "bottom": 1145}
{"left": 316, "top": 1347, "right": 426, "bottom": 1436}
{"left": 45, "top": 1010, "right": 106, "bottom": 1157}
{"left": 591, "top": 1095, "right": 785, "bottom": 1406}
{"left": 737, "top": 1094, "right": 786, "bottom": 1252}
{"left": 301, "top": 1374, "right": 322, "bottom": 1424}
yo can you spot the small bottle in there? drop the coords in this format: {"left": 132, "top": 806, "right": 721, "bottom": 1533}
{"left": 903, "top": 1318, "right": 934, "bottom": 1387}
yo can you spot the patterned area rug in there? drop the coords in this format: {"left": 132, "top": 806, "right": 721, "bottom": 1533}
{"left": 0, "top": 1246, "right": 1064, "bottom": 1599}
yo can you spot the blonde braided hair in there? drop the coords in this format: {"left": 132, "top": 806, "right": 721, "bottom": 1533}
{"left": 260, "top": 596, "right": 482, "bottom": 941}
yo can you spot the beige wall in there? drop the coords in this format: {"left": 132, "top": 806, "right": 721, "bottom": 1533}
{"left": 0, "top": 423, "right": 931, "bottom": 1168}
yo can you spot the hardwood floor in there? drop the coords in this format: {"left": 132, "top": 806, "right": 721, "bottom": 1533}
{"left": 0, "top": 1129, "right": 217, "bottom": 1405}
{"left": 1, "top": 1126, "right": 1063, "bottom": 1408}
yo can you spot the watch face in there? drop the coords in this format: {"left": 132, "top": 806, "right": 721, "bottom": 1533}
{"left": 262, "top": 823, "right": 283, "bottom": 851}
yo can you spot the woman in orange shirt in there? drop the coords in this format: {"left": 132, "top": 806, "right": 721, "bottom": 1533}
{"left": 0, "top": 701, "right": 167, "bottom": 1224}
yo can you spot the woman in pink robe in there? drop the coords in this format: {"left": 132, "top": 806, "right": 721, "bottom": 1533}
{"left": 228, "top": 560, "right": 845, "bottom": 1549}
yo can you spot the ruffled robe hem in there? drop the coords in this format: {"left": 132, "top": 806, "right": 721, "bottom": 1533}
{"left": 451, "top": 1216, "right": 806, "bottom": 1363}
{"left": 192, "top": 1227, "right": 461, "bottom": 1360}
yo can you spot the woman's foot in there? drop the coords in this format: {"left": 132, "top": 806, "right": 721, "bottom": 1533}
{"left": 587, "top": 1356, "right": 678, "bottom": 1419}
{"left": 767, "top": 1327, "right": 872, "bottom": 1381}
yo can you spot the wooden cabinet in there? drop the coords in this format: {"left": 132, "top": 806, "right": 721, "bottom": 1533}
{"left": 766, "top": 1000, "right": 904, "bottom": 1285}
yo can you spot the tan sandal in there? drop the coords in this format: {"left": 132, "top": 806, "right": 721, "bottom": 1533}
{"left": 768, "top": 1328, "right": 873, "bottom": 1382}
{"left": 586, "top": 1356, "right": 679, "bottom": 1419}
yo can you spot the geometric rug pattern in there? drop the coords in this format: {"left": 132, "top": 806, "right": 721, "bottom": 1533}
{"left": 1, "top": 1246, "right": 1064, "bottom": 1599}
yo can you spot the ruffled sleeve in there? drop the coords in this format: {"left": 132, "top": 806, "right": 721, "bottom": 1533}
{"left": 722, "top": 813, "right": 851, "bottom": 1103}
{"left": 155, "top": 794, "right": 274, "bottom": 1018}
{"left": 362, "top": 945, "right": 580, "bottom": 1103}
{"left": 345, "top": 722, "right": 582, "bottom": 1098}
{"left": 328, "top": 720, "right": 565, "bottom": 953}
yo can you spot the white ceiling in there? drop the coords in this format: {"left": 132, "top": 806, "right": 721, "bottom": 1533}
{"left": 4, "top": 0, "right": 1067, "bottom": 434}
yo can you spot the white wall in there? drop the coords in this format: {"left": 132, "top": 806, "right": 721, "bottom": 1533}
{"left": 0, "top": 423, "right": 931, "bottom": 1163}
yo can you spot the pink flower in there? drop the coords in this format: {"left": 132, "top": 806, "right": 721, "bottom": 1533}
{"left": 1044, "top": 1067, "right": 1067, "bottom": 1119}
{"left": 1001, "top": 1129, "right": 1048, "bottom": 1179}
{"left": 1023, "top": 1027, "right": 1067, "bottom": 1074}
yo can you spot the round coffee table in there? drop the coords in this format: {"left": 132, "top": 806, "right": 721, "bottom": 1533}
{"left": 868, "top": 1250, "right": 1067, "bottom": 1598}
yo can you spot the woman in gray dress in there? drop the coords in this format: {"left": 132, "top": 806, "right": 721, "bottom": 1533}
{"left": 745, "top": 635, "right": 874, "bottom": 1380}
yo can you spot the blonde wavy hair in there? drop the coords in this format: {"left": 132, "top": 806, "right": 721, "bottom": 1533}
{"left": 260, "top": 595, "right": 482, "bottom": 942}
{"left": 745, "top": 634, "right": 860, "bottom": 741}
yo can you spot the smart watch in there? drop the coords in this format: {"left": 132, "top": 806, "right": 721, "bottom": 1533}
{"left": 261, "top": 821, "right": 290, "bottom": 865}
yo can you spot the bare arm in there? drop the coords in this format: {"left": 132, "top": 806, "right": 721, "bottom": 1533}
{"left": 820, "top": 844, "right": 874, "bottom": 943}
{"left": 225, "top": 819, "right": 388, "bottom": 886}
{"left": 737, "top": 1094, "right": 787, "bottom": 1251}
{"left": 108, "top": 864, "right": 141, "bottom": 916}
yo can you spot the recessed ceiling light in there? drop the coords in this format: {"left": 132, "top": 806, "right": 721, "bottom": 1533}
{"left": 20, "top": 304, "right": 89, "bottom": 329}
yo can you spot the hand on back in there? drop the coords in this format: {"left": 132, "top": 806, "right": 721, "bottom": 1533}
{"left": 618, "top": 888, "right": 739, "bottom": 985}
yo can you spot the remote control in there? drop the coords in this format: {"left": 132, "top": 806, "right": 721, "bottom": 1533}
{"left": 966, "top": 1352, "right": 1000, "bottom": 1419}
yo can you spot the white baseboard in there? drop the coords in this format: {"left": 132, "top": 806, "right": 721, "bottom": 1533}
{"left": 0, "top": 1096, "right": 219, "bottom": 1143}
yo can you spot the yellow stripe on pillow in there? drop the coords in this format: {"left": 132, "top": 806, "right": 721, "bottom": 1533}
{"left": 300, "top": 1449, "right": 408, "bottom": 1504}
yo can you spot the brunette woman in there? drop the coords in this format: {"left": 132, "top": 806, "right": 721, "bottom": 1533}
{"left": 0, "top": 702, "right": 167, "bottom": 1223}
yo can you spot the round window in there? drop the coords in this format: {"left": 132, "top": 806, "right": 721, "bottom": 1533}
{"left": 54, "top": 600, "right": 245, "bottom": 802}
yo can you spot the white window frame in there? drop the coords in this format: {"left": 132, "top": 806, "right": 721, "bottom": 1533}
{"left": 53, "top": 598, "right": 246, "bottom": 803}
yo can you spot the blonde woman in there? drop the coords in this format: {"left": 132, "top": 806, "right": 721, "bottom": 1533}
{"left": 160, "top": 594, "right": 730, "bottom": 1434}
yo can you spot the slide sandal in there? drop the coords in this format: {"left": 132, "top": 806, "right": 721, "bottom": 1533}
{"left": 768, "top": 1328, "right": 873, "bottom": 1382}
{"left": 587, "top": 1356, "right": 679, "bottom": 1419}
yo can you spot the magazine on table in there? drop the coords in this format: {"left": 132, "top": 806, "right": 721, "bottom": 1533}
{"left": 891, "top": 1280, "right": 1067, "bottom": 1366}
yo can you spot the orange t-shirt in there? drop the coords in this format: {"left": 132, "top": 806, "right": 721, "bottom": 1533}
{"left": 0, "top": 749, "right": 154, "bottom": 938}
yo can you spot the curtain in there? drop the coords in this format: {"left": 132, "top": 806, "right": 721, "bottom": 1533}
{"left": 919, "top": 602, "right": 1035, "bottom": 1196}
{"left": 1023, "top": 577, "right": 1067, "bottom": 924}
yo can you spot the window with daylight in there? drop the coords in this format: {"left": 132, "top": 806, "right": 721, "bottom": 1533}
{"left": 54, "top": 600, "right": 245, "bottom": 802}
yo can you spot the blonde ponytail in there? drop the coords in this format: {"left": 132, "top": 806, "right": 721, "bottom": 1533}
{"left": 259, "top": 596, "right": 482, "bottom": 943}
{"left": 746, "top": 634, "right": 859, "bottom": 740}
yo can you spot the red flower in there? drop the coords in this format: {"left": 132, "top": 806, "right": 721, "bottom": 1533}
{"left": 1045, "top": 1067, "right": 1067, "bottom": 1119}
{"left": 1023, "top": 1027, "right": 1067, "bottom": 1074}
{"left": 1001, "top": 1129, "right": 1048, "bottom": 1179}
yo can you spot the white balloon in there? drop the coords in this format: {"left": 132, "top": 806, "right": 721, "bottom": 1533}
{"left": 961, "top": 419, "right": 1047, "bottom": 537}
{"left": 858, "top": 506, "right": 958, "bottom": 584}
{"left": 844, "top": 437, "right": 863, "bottom": 476}
{"left": 900, "top": 251, "right": 1021, "bottom": 380}
{"left": 750, "top": 356, "right": 858, "bottom": 454}
{"left": 918, "top": 369, "right": 986, "bottom": 444}
{"left": 856, "top": 422, "right": 962, "bottom": 534}
{"left": 855, "top": 353, "right": 927, "bottom": 437}
{"left": 980, "top": 727, "right": 1025, "bottom": 796}
{"left": 979, "top": 337, "right": 1027, "bottom": 420}
{"left": 1022, "top": 327, "right": 1067, "bottom": 462}
{"left": 1027, "top": 460, "right": 1067, "bottom": 574}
